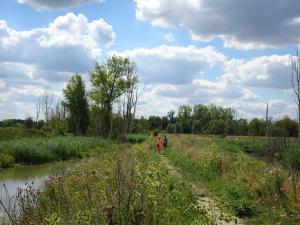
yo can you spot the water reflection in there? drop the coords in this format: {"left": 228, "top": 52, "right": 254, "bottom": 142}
{"left": 0, "top": 161, "right": 77, "bottom": 217}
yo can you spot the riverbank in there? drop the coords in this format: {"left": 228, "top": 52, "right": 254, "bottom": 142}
{"left": 0, "top": 140, "right": 212, "bottom": 225}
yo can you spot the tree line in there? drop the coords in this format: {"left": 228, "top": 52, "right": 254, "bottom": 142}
{"left": 132, "top": 104, "right": 298, "bottom": 137}
{"left": 0, "top": 54, "right": 299, "bottom": 139}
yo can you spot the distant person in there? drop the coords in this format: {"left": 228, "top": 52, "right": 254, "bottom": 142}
{"left": 156, "top": 137, "right": 163, "bottom": 154}
{"left": 163, "top": 135, "right": 168, "bottom": 148}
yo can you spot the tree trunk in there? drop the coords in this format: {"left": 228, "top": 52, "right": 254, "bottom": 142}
{"left": 298, "top": 100, "right": 300, "bottom": 143}
{"left": 104, "top": 104, "right": 112, "bottom": 139}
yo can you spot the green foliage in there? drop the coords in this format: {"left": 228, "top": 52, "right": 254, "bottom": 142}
{"left": 63, "top": 74, "right": 89, "bottom": 135}
{"left": 248, "top": 118, "right": 266, "bottom": 136}
{"left": 209, "top": 119, "right": 226, "bottom": 135}
{"left": 273, "top": 116, "right": 298, "bottom": 137}
{"left": 0, "top": 137, "right": 111, "bottom": 165}
{"left": 148, "top": 116, "right": 162, "bottom": 130}
{"left": 10, "top": 143, "right": 208, "bottom": 225}
{"left": 127, "top": 134, "right": 147, "bottom": 143}
{"left": 24, "top": 117, "right": 35, "bottom": 129}
{"left": 89, "top": 56, "right": 137, "bottom": 138}
{"left": 152, "top": 129, "right": 159, "bottom": 136}
{"left": 0, "top": 153, "right": 15, "bottom": 168}
{"left": 285, "top": 146, "right": 300, "bottom": 171}
{"left": 0, "top": 127, "right": 47, "bottom": 142}
{"left": 166, "top": 123, "right": 176, "bottom": 134}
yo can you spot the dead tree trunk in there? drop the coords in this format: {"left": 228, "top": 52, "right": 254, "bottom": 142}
{"left": 291, "top": 49, "right": 300, "bottom": 143}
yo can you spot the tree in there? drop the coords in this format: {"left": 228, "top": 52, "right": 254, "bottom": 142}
{"left": 248, "top": 118, "right": 265, "bottom": 136}
{"left": 49, "top": 100, "right": 66, "bottom": 135}
{"left": 161, "top": 116, "right": 169, "bottom": 130}
{"left": 167, "top": 110, "right": 176, "bottom": 124}
{"left": 63, "top": 74, "right": 89, "bottom": 136}
{"left": 116, "top": 68, "right": 139, "bottom": 143}
{"left": 291, "top": 50, "right": 300, "bottom": 142}
{"left": 90, "top": 56, "right": 136, "bottom": 138}
{"left": 236, "top": 119, "right": 248, "bottom": 135}
{"left": 274, "top": 116, "right": 298, "bottom": 137}
{"left": 193, "top": 104, "right": 210, "bottom": 133}
{"left": 177, "top": 105, "right": 192, "bottom": 133}
{"left": 41, "top": 90, "right": 54, "bottom": 123}
{"left": 148, "top": 116, "right": 161, "bottom": 130}
{"left": 24, "top": 117, "right": 34, "bottom": 129}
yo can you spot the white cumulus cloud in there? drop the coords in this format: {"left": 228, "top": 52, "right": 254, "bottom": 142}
{"left": 135, "top": 0, "right": 300, "bottom": 49}
{"left": 0, "top": 12, "right": 115, "bottom": 119}
{"left": 17, "top": 0, "right": 105, "bottom": 10}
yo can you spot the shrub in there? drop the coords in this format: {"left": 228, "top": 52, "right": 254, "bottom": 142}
{"left": 228, "top": 185, "right": 259, "bottom": 217}
{"left": 127, "top": 134, "right": 147, "bottom": 143}
{"left": 0, "top": 153, "right": 15, "bottom": 168}
{"left": 232, "top": 198, "right": 259, "bottom": 217}
{"left": 152, "top": 129, "right": 159, "bottom": 137}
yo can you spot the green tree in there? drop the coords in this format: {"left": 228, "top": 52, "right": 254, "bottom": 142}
{"left": 236, "top": 118, "right": 248, "bottom": 135}
{"left": 177, "top": 105, "right": 192, "bottom": 133}
{"left": 148, "top": 116, "right": 161, "bottom": 130}
{"left": 248, "top": 118, "right": 265, "bottom": 136}
{"left": 90, "top": 56, "right": 136, "bottom": 138}
{"left": 63, "top": 74, "right": 89, "bottom": 136}
{"left": 273, "top": 116, "right": 298, "bottom": 137}
{"left": 24, "top": 117, "right": 34, "bottom": 129}
{"left": 192, "top": 104, "right": 210, "bottom": 133}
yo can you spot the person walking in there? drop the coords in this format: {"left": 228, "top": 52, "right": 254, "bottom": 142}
{"left": 163, "top": 135, "right": 168, "bottom": 148}
{"left": 156, "top": 137, "right": 163, "bottom": 154}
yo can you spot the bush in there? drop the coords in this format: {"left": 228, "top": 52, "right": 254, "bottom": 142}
{"left": 285, "top": 147, "right": 300, "bottom": 171}
{"left": 232, "top": 198, "right": 259, "bottom": 217}
{"left": 0, "top": 153, "right": 15, "bottom": 168}
{"left": 228, "top": 185, "right": 259, "bottom": 217}
{"left": 152, "top": 129, "right": 159, "bottom": 136}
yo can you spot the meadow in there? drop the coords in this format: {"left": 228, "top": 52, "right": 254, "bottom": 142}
{"left": 0, "top": 134, "right": 299, "bottom": 225}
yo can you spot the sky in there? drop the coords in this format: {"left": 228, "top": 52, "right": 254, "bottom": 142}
{"left": 0, "top": 0, "right": 299, "bottom": 120}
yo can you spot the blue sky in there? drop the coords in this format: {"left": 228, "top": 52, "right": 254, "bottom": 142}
{"left": 0, "top": 0, "right": 298, "bottom": 120}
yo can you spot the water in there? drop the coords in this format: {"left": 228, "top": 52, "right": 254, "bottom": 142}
{"left": 0, "top": 161, "right": 77, "bottom": 217}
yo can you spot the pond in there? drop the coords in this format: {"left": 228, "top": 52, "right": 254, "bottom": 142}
{"left": 0, "top": 161, "right": 77, "bottom": 217}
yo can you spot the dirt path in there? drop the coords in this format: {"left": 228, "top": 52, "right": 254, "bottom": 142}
{"left": 159, "top": 154, "right": 247, "bottom": 225}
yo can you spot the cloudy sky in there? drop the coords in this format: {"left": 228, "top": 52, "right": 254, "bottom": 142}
{"left": 0, "top": 0, "right": 298, "bottom": 120}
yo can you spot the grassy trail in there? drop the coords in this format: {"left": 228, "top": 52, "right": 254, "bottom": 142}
{"left": 158, "top": 152, "right": 246, "bottom": 225}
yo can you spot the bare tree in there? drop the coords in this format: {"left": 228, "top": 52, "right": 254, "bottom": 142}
{"left": 41, "top": 89, "right": 54, "bottom": 122}
{"left": 35, "top": 97, "right": 42, "bottom": 123}
{"left": 265, "top": 103, "right": 269, "bottom": 142}
{"left": 116, "top": 69, "right": 141, "bottom": 143}
{"left": 48, "top": 99, "right": 65, "bottom": 131}
{"left": 291, "top": 49, "right": 300, "bottom": 142}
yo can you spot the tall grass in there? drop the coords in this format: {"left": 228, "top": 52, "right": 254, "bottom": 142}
{"left": 1, "top": 142, "right": 210, "bottom": 225}
{"left": 164, "top": 135, "right": 300, "bottom": 225}
{"left": 0, "top": 137, "right": 112, "bottom": 166}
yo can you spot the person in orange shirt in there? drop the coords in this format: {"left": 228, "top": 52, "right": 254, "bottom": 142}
{"left": 156, "top": 137, "right": 163, "bottom": 154}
